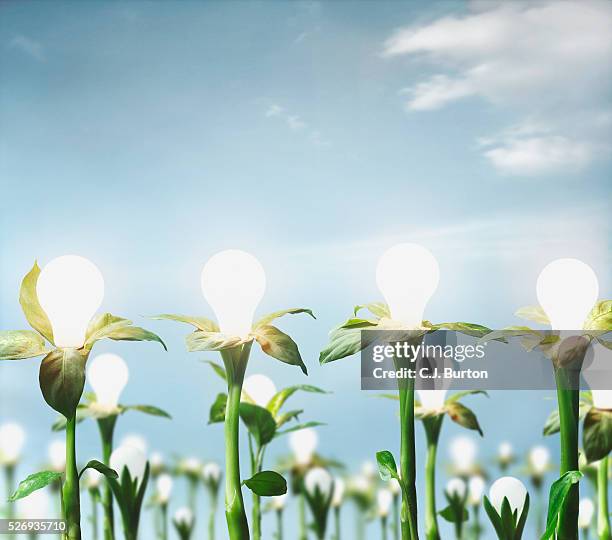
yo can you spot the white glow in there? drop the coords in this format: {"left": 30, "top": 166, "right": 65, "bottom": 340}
{"left": 376, "top": 243, "right": 440, "bottom": 329}
{"left": 88, "top": 354, "right": 129, "bottom": 411}
{"left": 174, "top": 507, "right": 194, "bottom": 527}
{"left": 350, "top": 475, "right": 370, "bottom": 493}
{"left": 48, "top": 440, "right": 66, "bottom": 472}
{"left": 332, "top": 477, "right": 345, "bottom": 507}
{"left": 156, "top": 474, "right": 173, "bottom": 504}
{"left": 446, "top": 478, "right": 467, "bottom": 499}
{"left": 536, "top": 258, "right": 599, "bottom": 330}
{"left": 203, "top": 462, "right": 221, "bottom": 483}
{"left": 361, "top": 461, "right": 377, "bottom": 479}
{"left": 304, "top": 467, "right": 333, "bottom": 498}
{"left": 242, "top": 374, "right": 277, "bottom": 407}
{"left": 85, "top": 469, "right": 102, "bottom": 489}
{"left": 183, "top": 457, "right": 202, "bottom": 475}
{"left": 417, "top": 389, "right": 448, "bottom": 411}
{"left": 591, "top": 390, "right": 612, "bottom": 410}
{"left": 271, "top": 494, "right": 288, "bottom": 510}
{"left": 289, "top": 428, "right": 318, "bottom": 465}
{"left": 468, "top": 476, "right": 485, "bottom": 506}
{"left": 529, "top": 446, "right": 550, "bottom": 475}
{"left": 389, "top": 478, "right": 401, "bottom": 496}
{"left": 449, "top": 436, "right": 477, "bottom": 473}
{"left": 377, "top": 489, "right": 393, "bottom": 516}
{"left": 17, "top": 489, "right": 52, "bottom": 519}
{"left": 498, "top": 442, "right": 513, "bottom": 460}
{"left": 110, "top": 444, "right": 147, "bottom": 482}
{"left": 578, "top": 498, "right": 595, "bottom": 529}
{"left": 489, "top": 477, "right": 527, "bottom": 514}
{"left": 37, "top": 255, "right": 104, "bottom": 348}
{"left": 150, "top": 452, "right": 164, "bottom": 469}
{"left": 120, "top": 435, "right": 148, "bottom": 455}
{"left": 0, "top": 422, "right": 26, "bottom": 464}
{"left": 201, "top": 250, "right": 266, "bottom": 338}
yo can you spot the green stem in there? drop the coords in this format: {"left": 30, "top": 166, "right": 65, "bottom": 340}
{"left": 97, "top": 416, "right": 116, "bottom": 540}
{"left": 160, "top": 503, "right": 168, "bottom": 540}
{"left": 423, "top": 416, "right": 443, "bottom": 540}
{"left": 597, "top": 456, "right": 611, "bottom": 540}
{"left": 555, "top": 366, "right": 581, "bottom": 540}
{"left": 188, "top": 478, "right": 198, "bottom": 514}
{"left": 63, "top": 414, "right": 81, "bottom": 540}
{"left": 90, "top": 490, "right": 98, "bottom": 540}
{"left": 222, "top": 344, "right": 251, "bottom": 540}
{"left": 392, "top": 494, "right": 400, "bottom": 540}
{"left": 5, "top": 464, "right": 15, "bottom": 540}
{"left": 276, "top": 509, "right": 283, "bottom": 540}
{"left": 251, "top": 443, "right": 264, "bottom": 540}
{"left": 535, "top": 484, "right": 544, "bottom": 536}
{"left": 357, "top": 507, "right": 366, "bottom": 540}
{"left": 209, "top": 489, "right": 218, "bottom": 540}
{"left": 333, "top": 506, "right": 340, "bottom": 540}
{"left": 382, "top": 516, "right": 389, "bottom": 540}
{"left": 471, "top": 505, "right": 480, "bottom": 540}
{"left": 299, "top": 493, "right": 308, "bottom": 540}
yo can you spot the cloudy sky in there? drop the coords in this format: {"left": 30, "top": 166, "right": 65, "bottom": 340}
{"left": 1, "top": 1, "right": 610, "bottom": 538}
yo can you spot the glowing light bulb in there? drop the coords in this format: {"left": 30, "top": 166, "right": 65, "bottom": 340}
{"left": 174, "top": 507, "right": 194, "bottom": 527}
{"left": 156, "top": 474, "right": 173, "bottom": 504}
{"left": 489, "top": 477, "right": 527, "bottom": 514}
{"left": 468, "top": 476, "right": 485, "bottom": 506}
{"left": 305, "top": 467, "right": 333, "bottom": 498}
{"left": 85, "top": 469, "right": 102, "bottom": 490}
{"left": 361, "top": 461, "right": 377, "bottom": 480}
{"left": 48, "top": 440, "right": 66, "bottom": 472}
{"left": 389, "top": 478, "right": 401, "bottom": 496}
{"left": 242, "top": 374, "right": 277, "bottom": 407}
{"left": 591, "top": 390, "right": 612, "bottom": 410}
{"left": 0, "top": 422, "right": 26, "bottom": 465}
{"left": 271, "top": 494, "right": 288, "bottom": 510}
{"left": 150, "top": 452, "right": 164, "bottom": 470}
{"left": 37, "top": 255, "right": 104, "bottom": 348}
{"left": 289, "top": 427, "right": 318, "bottom": 465}
{"left": 110, "top": 444, "right": 147, "bottom": 483}
{"left": 578, "top": 498, "right": 594, "bottom": 529}
{"left": 417, "top": 389, "right": 447, "bottom": 411}
{"left": 449, "top": 436, "right": 477, "bottom": 474}
{"left": 529, "top": 446, "right": 550, "bottom": 476}
{"left": 120, "top": 434, "right": 148, "bottom": 455}
{"left": 88, "top": 353, "right": 129, "bottom": 411}
{"left": 498, "top": 442, "right": 513, "bottom": 461}
{"left": 446, "top": 478, "right": 467, "bottom": 498}
{"left": 536, "top": 258, "right": 599, "bottom": 330}
{"left": 203, "top": 462, "right": 221, "bottom": 483}
{"left": 182, "top": 457, "right": 202, "bottom": 475}
{"left": 350, "top": 475, "right": 370, "bottom": 493}
{"left": 201, "top": 250, "right": 266, "bottom": 338}
{"left": 377, "top": 489, "right": 393, "bottom": 516}
{"left": 376, "top": 243, "right": 440, "bottom": 329}
{"left": 332, "top": 478, "right": 345, "bottom": 507}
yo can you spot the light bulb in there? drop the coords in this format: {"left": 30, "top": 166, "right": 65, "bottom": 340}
{"left": 0, "top": 422, "right": 26, "bottom": 465}
{"left": 498, "top": 442, "right": 513, "bottom": 460}
{"left": 289, "top": 427, "right": 318, "bottom": 465}
{"left": 17, "top": 488, "right": 52, "bottom": 519}
{"left": 85, "top": 469, "right": 102, "bottom": 490}
{"left": 156, "top": 474, "right": 173, "bottom": 503}
{"left": 417, "top": 389, "right": 447, "bottom": 411}
{"left": 389, "top": 478, "right": 401, "bottom": 496}
{"left": 350, "top": 475, "right": 370, "bottom": 493}
{"left": 271, "top": 494, "right": 288, "bottom": 510}
{"left": 88, "top": 353, "right": 129, "bottom": 411}
{"left": 332, "top": 478, "right": 345, "bottom": 507}
{"left": 591, "top": 390, "right": 612, "bottom": 410}
{"left": 449, "top": 436, "right": 477, "bottom": 474}
{"left": 150, "top": 452, "right": 164, "bottom": 469}
{"left": 489, "top": 476, "right": 527, "bottom": 514}
{"left": 529, "top": 446, "right": 550, "bottom": 476}
{"left": 446, "top": 478, "right": 467, "bottom": 499}
{"left": 120, "top": 434, "right": 148, "bottom": 455}
{"left": 578, "top": 498, "right": 595, "bottom": 529}
{"left": 203, "top": 462, "right": 221, "bottom": 483}
{"left": 468, "top": 476, "right": 485, "bottom": 506}
{"left": 242, "top": 374, "right": 277, "bottom": 407}
{"left": 536, "top": 258, "right": 599, "bottom": 330}
{"left": 174, "top": 507, "right": 194, "bottom": 527}
{"left": 201, "top": 249, "right": 266, "bottom": 338}
{"left": 182, "top": 457, "right": 202, "bottom": 475}
{"left": 376, "top": 243, "right": 440, "bottom": 329}
{"left": 377, "top": 489, "right": 393, "bottom": 517}
{"left": 110, "top": 444, "right": 147, "bottom": 482}
{"left": 48, "top": 440, "right": 66, "bottom": 472}
{"left": 361, "top": 460, "right": 377, "bottom": 479}
{"left": 304, "top": 467, "right": 333, "bottom": 498}
{"left": 37, "top": 255, "right": 104, "bottom": 348}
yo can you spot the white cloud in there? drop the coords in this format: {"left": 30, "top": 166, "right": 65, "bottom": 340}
{"left": 287, "top": 115, "right": 307, "bottom": 131}
{"left": 265, "top": 104, "right": 284, "bottom": 117}
{"left": 383, "top": 1, "right": 612, "bottom": 175}
{"left": 10, "top": 35, "right": 44, "bottom": 61}
{"left": 264, "top": 104, "right": 330, "bottom": 146}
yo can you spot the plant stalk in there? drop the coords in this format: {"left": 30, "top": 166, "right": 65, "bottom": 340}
{"left": 423, "top": 416, "right": 443, "bottom": 540}
{"left": 160, "top": 503, "right": 168, "bottom": 540}
{"left": 5, "top": 464, "right": 15, "bottom": 540}
{"left": 209, "top": 489, "right": 218, "bottom": 540}
{"left": 333, "top": 506, "right": 340, "bottom": 540}
{"left": 298, "top": 493, "right": 307, "bottom": 540}
{"left": 97, "top": 416, "right": 117, "bottom": 540}
{"left": 471, "top": 505, "right": 480, "bottom": 540}
{"left": 276, "top": 509, "right": 283, "bottom": 540}
{"left": 63, "top": 414, "right": 81, "bottom": 540}
{"left": 597, "top": 456, "right": 611, "bottom": 540}
{"left": 382, "top": 515, "right": 389, "bottom": 540}
{"left": 89, "top": 490, "right": 98, "bottom": 540}
{"left": 392, "top": 494, "right": 400, "bottom": 540}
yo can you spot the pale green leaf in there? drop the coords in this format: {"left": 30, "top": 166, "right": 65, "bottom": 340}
{"left": 9, "top": 471, "right": 62, "bottom": 501}
{"left": 150, "top": 314, "right": 219, "bottom": 332}
{"left": 515, "top": 306, "right": 551, "bottom": 325}
{"left": 0, "top": 330, "right": 49, "bottom": 360}
{"left": 19, "top": 262, "right": 54, "bottom": 344}
{"left": 252, "top": 325, "right": 308, "bottom": 375}
{"left": 253, "top": 308, "right": 315, "bottom": 329}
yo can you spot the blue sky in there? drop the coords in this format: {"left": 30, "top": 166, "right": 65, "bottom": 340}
{"left": 1, "top": 1, "right": 611, "bottom": 538}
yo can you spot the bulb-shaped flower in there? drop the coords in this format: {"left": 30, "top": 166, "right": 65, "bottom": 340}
{"left": 449, "top": 436, "right": 477, "bottom": 474}
{"left": 48, "top": 440, "right": 66, "bottom": 472}
{"left": 120, "top": 434, "right": 148, "bottom": 455}
{"left": 203, "top": 462, "right": 221, "bottom": 484}
{"left": 498, "top": 441, "right": 513, "bottom": 461}
{"left": 489, "top": 476, "right": 528, "bottom": 514}
{"left": 591, "top": 390, "right": 612, "bottom": 410}
{"left": 361, "top": 460, "right": 377, "bottom": 480}
{"left": 417, "top": 389, "right": 447, "bottom": 412}
{"left": 88, "top": 353, "right": 129, "bottom": 413}
{"left": 304, "top": 467, "right": 333, "bottom": 498}
{"left": 377, "top": 488, "right": 393, "bottom": 517}
{"left": 201, "top": 249, "right": 266, "bottom": 338}
{"left": 242, "top": 374, "right": 277, "bottom": 407}
{"left": 446, "top": 477, "right": 467, "bottom": 499}
{"left": 289, "top": 427, "right": 318, "bottom": 465}
{"left": 150, "top": 451, "right": 164, "bottom": 475}
{"left": 182, "top": 457, "right": 202, "bottom": 476}
{"left": 0, "top": 422, "right": 26, "bottom": 465}
{"left": 174, "top": 507, "right": 194, "bottom": 527}
{"left": 156, "top": 474, "right": 173, "bottom": 504}
{"left": 468, "top": 476, "right": 485, "bottom": 506}
{"left": 578, "top": 498, "right": 594, "bottom": 529}
{"left": 528, "top": 446, "right": 550, "bottom": 476}
{"left": 389, "top": 477, "right": 401, "bottom": 496}
{"left": 270, "top": 494, "right": 288, "bottom": 510}
{"left": 350, "top": 474, "right": 371, "bottom": 494}
{"left": 331, "top": 477, "right": 345, "bottom": 507}
{"left": 376, "top": 243, "right": 439, "bottom": 329}
{"left": 37, "top": 255, "right": 105, "bottom": 348}
{"left": 84, "top": 468, "right": 102, "bottom": 490}
{"left": 110, "top": 444, "right": 147, "bottom": 483}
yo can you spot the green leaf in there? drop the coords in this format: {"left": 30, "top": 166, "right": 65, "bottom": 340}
{"left": 319, "top": 324, "right": 379, "bottom": 365}
{"left": 123, "top": 405, "right": 171, "bottom": 419}
{"left": 445, "top": 402, "right": 484, "bottom": 436}
{"left": 275, "top": 409, "right": 303, "bottom": 428}
{"left": 267, "top": 385, "right": 328, "bottom": 417}
{"left": 376, "top": 450, "right": 399, "bottom": 482}
{"left": 445, "top": 390, "right": 489, "bottom": 404}
{"left": 515, "top": 306, "right": 551, "bottom": 325}
{"left": 19, "top": 262, "right": 54, "bottom": 344}
{"left": 584, "top": 300, "right": 612, "bottom": 331}
{"left": 51, "top": 405, "right": 93, "bottom": 431}
{"left": 483, "top": 495, "right": 504, "bottom": 539}
{"left": 208, "top": 393, "right": 227, "bottom": 424}
{"left": 9, "top": 471, "right": 62, "bottom": 501}
{"left": 439, "top": 505, "right": 468, "bottom": 523}
{"left": 243, "top": 470, "right": 287, "bottom": 497}
{"left": 354, "top": 303, "right": 390, "bottom": 319}
{"left": 203, "top": 360, "right": 227, "bottom": 381}
{"left": 596, "top": 337, "right": 612, "bottom": 350}
{"left": 275, "top": 421, "right": 325, "bottom": 438}
{"left": 479, "top": 326, "right": 543, "bottom": 343}
{"left": 339, "top": 318, "right": 379, "bottom": 329}
{"left": 543, "top": 409, "right": 561, "bottom": 437}
{"left": 239, "top": 402, "right": 277, "bottom": 446}
{"left": 541, "top": 471, "right": 583, "bottom": 540}
{"left": 99, "top": 325, "right": 167, "bottom": 350}
{"left": 252, "top": 325, "right": 308, "bottom": 375}
{"left": 583, "top": 408, "right": 612, "bottom": 463}
{"left": 431, "top": 322, "right": 493, "bottom": 338}
{"left": 78, "top": 460, "right": 118, "bottom": 480}
{"left": 39, "top": 348, "right": 89, "bottom": 418}
{"left": 150, "top": 313, "right": 219, "bottom": 332}
{"left": 515, "top": 493, "right": 530, "bottom": 540}
{"left": 0, "top": 330, "right": 49, "bottom": 360}
{"left": 85, "top": 314, "right": 132, "bottom": 345}
{"left": 253, "top": 308, "right": 315, "bottom": 329}
{"left": 186, "top": 331, "right": 244, "bottom": 352}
